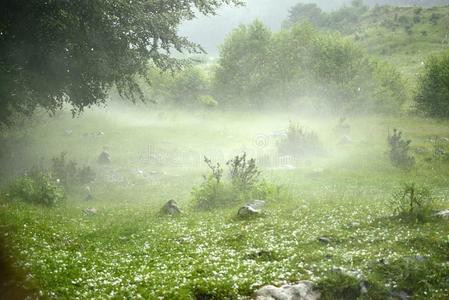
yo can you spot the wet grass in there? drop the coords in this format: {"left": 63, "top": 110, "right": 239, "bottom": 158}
{"left": 1, "top": 108, "right": 449, "bottom": 299}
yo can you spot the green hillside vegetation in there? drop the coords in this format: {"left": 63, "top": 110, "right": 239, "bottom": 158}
{"left": 285, "top": 2, "right": 449, "bottom": 77}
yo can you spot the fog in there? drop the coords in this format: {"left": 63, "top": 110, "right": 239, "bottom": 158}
{"left": 1, "top": 0, "right": 449, "bottom": 299}
{"left": 180, "top": 0, "right": 347, "bottom": 55}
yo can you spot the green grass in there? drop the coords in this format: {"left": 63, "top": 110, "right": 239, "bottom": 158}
{"left": 1, "top": 107, "right": 449, "bottom": 299}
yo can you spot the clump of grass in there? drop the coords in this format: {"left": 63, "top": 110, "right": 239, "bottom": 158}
{"left": 277, "top": 122, "right": 322, "bottom": 157}
{"left": 316, "top": 270, "right": 364, "bottom": 300}
{"left": 389, "top": 183, "right": 433, "bottom": 223}
{"left": 388, "top": 129, "right": 415, "bottom": 170}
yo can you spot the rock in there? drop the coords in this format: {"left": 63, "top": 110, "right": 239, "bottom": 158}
{"left": 434, "top": 209, "right": 449, "bottom": 218}
{"left": 414, "top": 147, "right": 427, "bottom": 154}
{"left": 161, "top": 200, "right": 181, "bottom": 215}
{"left": 318, "top": 237, "right": 331, "bottom": 244}
{"left": 255, "top": 281, "right": 320, "bottom": 300}
{"left": 98, "top": 150, "right": 111, "bottom": 164}
{"left": 63, "top": 129, "right": 73, "bottom": 136}
{"left": 340, "top": 135, "right": 352, "bottom": 144}
{"left": 389, "top": 290, "right": 411, "bottom": 300}
{"left": 238, "top": 200, "right": 266, "bottom": 217}
{"left": 83, "top": 208, "right": 97, "bottom": 215}
{"left": 435, "top": 148, "right": 446, "bottom": 156}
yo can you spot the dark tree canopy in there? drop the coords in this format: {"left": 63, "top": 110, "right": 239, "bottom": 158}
{"left": 0, "top": 0, "right": 241, "bottom": 126}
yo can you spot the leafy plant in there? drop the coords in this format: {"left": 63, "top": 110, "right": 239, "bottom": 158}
{"left": 277, "top": 122, "right": 322, "bottom": 157}
{"left": 226, "top": 153, "right": 260, "bottom": 190}
{"left": 388, "top": 129, "right": 415, "bottom": 170}
{"left": 5, "top": 171, "right": 65, "bottom": 207}
{"left": 390, "top": 183, "right": 433, "bottom": 222}
{"left": 51, "top": 152, "right": 96, "bottom": 186}
{"left": 193, "top": 154, "right": 278, "bottom": 210}
{"left": 415, "top": 52, "right": 449, "bottom": 118}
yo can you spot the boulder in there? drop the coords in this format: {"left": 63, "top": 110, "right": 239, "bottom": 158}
{"left": 98, "top": 150, "right": 111, "bottom": 164}
{"left": 340, "top": 135, "right": 352, "bottom": 145}
{"left": 161, "top": 200, "right": 181, "bottom": 215}
{"left": 318, "top": 237, "right": 331, "bottom": 244}
{"left": 238, "top": 200, "right": 266, "bottom": 217}
{"left": 434, "top": 209, "right": 449, "bottom": 218}
{"left": 255, "top": 281, "right": 320, "bottom": 300}
{"left": 83, "top": 208, "right": 97, "bottom": 215}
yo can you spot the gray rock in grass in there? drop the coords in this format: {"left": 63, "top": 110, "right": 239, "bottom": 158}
{"left": 98, "top": 150, "right": 111, "bottom": 164}
{"left": 255, "top": 281, "right": 320, "bottom": 300}
{"left": 434, "top": 209, "right": 449, "bottom": 218}
{"left": 238, "top": 200, "right": 266, "bottom": 217}
{"left": 161, "top": 199, "right": 181, "bottom": 215}
{"left": 83, "top": 208, "right": 98, "bottom": 215}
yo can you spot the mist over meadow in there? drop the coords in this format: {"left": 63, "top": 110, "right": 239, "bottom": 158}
{"left": 1, "top": 1, "right": 449, "bottom": 299}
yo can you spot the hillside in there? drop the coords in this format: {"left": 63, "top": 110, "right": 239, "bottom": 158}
{"left": 285, "top": 3, "right": 449, "bottom": 79}
{"left": 351, "top": 5, "right": 449, "bottom": 77}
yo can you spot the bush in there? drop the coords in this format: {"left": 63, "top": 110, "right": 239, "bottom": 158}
{"left": 277, "top": 122, "right": 322, "bottom": 157}
{"left": 5, "top": 171, "right": 65, "bottom": 206}
{"left": 390, "top": 183, "right": 433, "bottom": 222}
{"left": 51, "top": 152, "right": 96, "bottom": 186}
{"left": 415, "top": 52, "right": 449, "bottom": 118}
{"left": 192, "top": 154, "right": 280, "bottom": 210}
{"left": 388, "top": 129, "right": 415, "bottom": 170}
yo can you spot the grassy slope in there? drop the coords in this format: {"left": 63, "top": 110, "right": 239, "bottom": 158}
{"left": 1, "top": 108, "right": 449, "bottom": 298}
{"left": 338, "top": 5, "right": 449, "bottom": 79}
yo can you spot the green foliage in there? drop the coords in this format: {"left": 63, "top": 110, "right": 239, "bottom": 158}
{"left": 214, "top": 20, "right": 273, "bottom": 107}
{"left": 390, "top": 183, "right": 433, "bottom": 222}
{"left": 51, "top": 152, "right": 96, "bottom": 186}
{"left": 317, "top": 271, "right": 363, "bottom": 300}
{"left": 388, "top": 129, "right": 416, "bottom": 170}
{"left": 415, "top": 52, "right": 449, "bottom": 118}
{"left": 214, "top": 21, "right": 407, "bottom": 113}
{"left": 4, "top": 171, "right": 65, "bottom": 207}
{"left": 145, "top": 66, "right": 214, "bottom": 108}
{"left": 192, "top": 154, "right": 278, "bottom": 210}
{"left": 226, "top": 153, "right": 260, "bottom": 190}
{"left": 0, "top": 0, "right": 241, "bottom": 126}
{"left": 277, "top": 122, "right": 322, "bottom": 157}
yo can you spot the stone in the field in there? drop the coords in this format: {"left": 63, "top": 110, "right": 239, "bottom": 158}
{"left": 255, "top": 281, "right": 320, "bottom": 300}
{"left": 238, "top": 200, "right": 266, "bottom": 217}
{"left": 161, "top": 200, "right": 181, "bottom": 215}
{"left": 98, "top": 150, "right": 111, "bottom": 164}
{"left": 434, "top": 209, "right": 449, "bottom": 218}
{"left": 340, "top": 135, "right": 352, "bottom": 144}
{"left": 83, "top": 208, "right": 97, "bottom": 215}
{"left": 318, "top": 237, "right": 331, "bottom": 244}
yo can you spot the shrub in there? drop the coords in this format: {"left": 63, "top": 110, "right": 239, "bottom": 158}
{"left": 227, "top": 153, "right": 260, "bottom": 190}
{"left": 390, "top": 183, "right": 433, "bottom": 222}
{"left": 388, "top": 129, "right": 415, "bottom": 170}
{"left": 5, "top": 171, "right": 65, "bottom": 206}
{"left": 192, "top": 154, "right": 279, "bottom": 210}
{"left": 317, "top": 270, "right": 364, "bottom": 300}
{"left": 51, "top": 152, "right": 96, "bottom": 186}
{"left": 415, "top": 52, "right": 449, "bottom": 118}
{"left": 277, "top": 122, "right": 322, "bottom": 157}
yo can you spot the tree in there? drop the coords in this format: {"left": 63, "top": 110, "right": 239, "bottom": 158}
{"left": 214, "top": 20, "right": 272, "bottom": 107}
{"left": 283, "top": 3, "right": 325, "bottom": 28}
{"left": 0, "top": 0, "right": 241, "bottom": 126}
{"left": 415, "top": 52, "right": 449, "bottom": 118}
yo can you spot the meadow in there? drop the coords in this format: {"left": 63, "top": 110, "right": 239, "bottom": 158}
{"left": 1, "top": 106, "right": 449, "bottom": 299}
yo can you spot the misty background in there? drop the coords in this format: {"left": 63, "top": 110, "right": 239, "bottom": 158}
{"left": 180, "top": 0, "right": 449, "bottom": 55}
